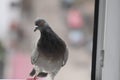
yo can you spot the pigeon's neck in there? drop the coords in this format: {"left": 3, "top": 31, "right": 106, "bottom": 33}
{"left": 40, "top": 27, "right": 59, "bottom": 45}
{"left": 37, "top": 27, "right": 66, "bottom": 54}
{"left": 40, "top": 27, "right": 55, "bottom": 39}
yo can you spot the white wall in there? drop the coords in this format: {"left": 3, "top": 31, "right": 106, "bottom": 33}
{"left": 0, "top": 0, "right": 10, "bottom": 40}
{"left": 0, "top": 0, "right": 21, "bottom": 40}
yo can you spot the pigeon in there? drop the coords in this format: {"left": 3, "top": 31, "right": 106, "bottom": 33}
{"left": 29, "top": 19, "right": 68, "bottom": 80}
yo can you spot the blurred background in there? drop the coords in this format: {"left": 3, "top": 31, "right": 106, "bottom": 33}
{"left": 0, "top": 0, "right": 94, "bottom": 79}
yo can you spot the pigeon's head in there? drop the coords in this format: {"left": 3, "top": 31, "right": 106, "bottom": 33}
{"left": 34, "top": 19, "right": 47, "bottom": 32}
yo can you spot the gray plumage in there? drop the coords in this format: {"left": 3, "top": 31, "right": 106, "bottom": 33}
{"left": 30, "top": 19, "right": 68, "bottom": 80}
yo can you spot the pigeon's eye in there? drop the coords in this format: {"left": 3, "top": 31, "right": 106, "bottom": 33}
{"left": 39, "top": 21, "right": 45, "bottom": 26}
{"left": 35, "top": 19, "right": 46, "bottom": 27}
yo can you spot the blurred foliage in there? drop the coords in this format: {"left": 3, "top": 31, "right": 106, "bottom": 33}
{"left": 0, "top": 42, "right": 5, "bottom": 61}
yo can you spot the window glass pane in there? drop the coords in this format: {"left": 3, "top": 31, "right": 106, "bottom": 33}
{"left": 0, "top": 0, "right": 95, "bottom": 79}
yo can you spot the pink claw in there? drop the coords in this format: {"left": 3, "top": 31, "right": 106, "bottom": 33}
{"left": 34, "top": 76, "right": 38, "bottom": 80}
{"left": 26, "top": 76, "right": 38, "bottom": 80}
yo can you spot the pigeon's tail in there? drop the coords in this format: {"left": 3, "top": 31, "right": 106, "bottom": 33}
{"left": 30, "top": 68, "right": 36, "bottom": 76}
{"left": 37, "top": 72, "right": 48, "bottom": 77}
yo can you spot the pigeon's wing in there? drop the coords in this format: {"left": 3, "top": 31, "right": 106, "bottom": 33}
{"left": 62, "top": 48, "right": 69, "bottom": 66}
{"left": 31, "top": 48, "right": 40, "bottom": 64}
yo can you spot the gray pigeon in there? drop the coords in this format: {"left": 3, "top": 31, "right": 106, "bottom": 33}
{"left": 30, "top": 19, "right": 68, "bottom": 80}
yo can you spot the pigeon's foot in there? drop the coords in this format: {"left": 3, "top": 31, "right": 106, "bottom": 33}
{"left": 26, "top": 76, "right": 38, "bottom": 80}
{"left": 33, "top": 76, "right": 38, "bottom": 80}
{"left": 37, "top": 72, "right": 48, "bottom": 77}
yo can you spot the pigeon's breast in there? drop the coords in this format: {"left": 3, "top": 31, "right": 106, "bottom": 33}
{"left": 35, "top": 53, "right": 63, "bottom": 72}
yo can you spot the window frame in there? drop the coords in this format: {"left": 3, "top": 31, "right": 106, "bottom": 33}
{"left": 91, "top": 0, "right": 106, "bottom": 80}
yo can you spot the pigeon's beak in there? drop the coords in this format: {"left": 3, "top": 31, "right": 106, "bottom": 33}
{"left": 34, "top": 26, "right": 38, "bottom": 32}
